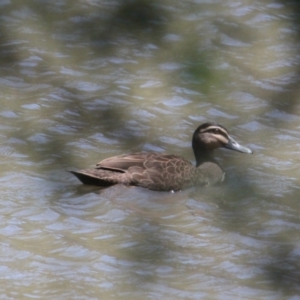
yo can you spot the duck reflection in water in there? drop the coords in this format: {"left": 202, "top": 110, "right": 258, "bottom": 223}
{"left": 71, "top": 122, "right": 252, "bottom": 192}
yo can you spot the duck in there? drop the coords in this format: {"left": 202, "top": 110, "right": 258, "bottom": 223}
{"left": 70, "top": 122, "right": 252, "bottom": 191}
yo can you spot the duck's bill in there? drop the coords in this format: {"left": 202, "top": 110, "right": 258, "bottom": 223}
{"left": 224, "top": 136, "right": 253, "bottom": 154}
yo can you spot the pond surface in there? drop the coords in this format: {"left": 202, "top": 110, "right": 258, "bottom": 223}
{"left": 1, "top": 0, "right": 300, "bottom": 299}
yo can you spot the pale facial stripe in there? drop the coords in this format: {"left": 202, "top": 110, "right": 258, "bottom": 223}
{"left": 201, "top": 125, "right": 229, "bottom": 144}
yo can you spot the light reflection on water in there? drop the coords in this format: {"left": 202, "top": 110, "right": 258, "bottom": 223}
{"left": 0, "top": 0, "right": 300, "bottom": 299}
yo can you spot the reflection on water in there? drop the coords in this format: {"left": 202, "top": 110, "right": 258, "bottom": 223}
{"left": 0, "top": 0, "right": 300, "bottom": 299}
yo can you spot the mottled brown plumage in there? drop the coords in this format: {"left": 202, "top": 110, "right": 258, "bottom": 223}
{"left": 71, "top": 122, "right": 252, "bottom": 191}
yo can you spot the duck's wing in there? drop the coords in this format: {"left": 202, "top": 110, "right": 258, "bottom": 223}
{"left": 71, "top": 153, "right": 164, "bottom": 187}
{"left": 71, "top": 153, "right": 194, "bottom": 191}
{"left": 96, "top": 153, "right": 150, "bottom": 172}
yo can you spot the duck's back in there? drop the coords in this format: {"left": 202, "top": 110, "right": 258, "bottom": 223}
{"left": 71, "top": 152, "right": 224, "bottom": 191}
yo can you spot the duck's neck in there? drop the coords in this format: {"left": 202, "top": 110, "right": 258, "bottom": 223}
{"left": 194, "top": 149, "right": 217, "bottom": 167}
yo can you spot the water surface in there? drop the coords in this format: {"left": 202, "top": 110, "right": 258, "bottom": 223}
{"left": 0, "top": 0, "right": 300, "bottom": 299}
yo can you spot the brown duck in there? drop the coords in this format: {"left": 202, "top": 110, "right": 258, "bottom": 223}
{"left": 71, "top": 122, "right": 252, "bottom": 191}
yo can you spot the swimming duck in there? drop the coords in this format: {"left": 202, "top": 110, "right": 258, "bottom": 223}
{"left": 71, "top": 122, "right": 252, "bottom": 191}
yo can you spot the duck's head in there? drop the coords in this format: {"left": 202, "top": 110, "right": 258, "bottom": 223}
{"left": 192, "top": 122, "right": 252, "bottom": 165}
